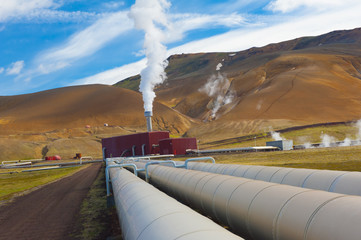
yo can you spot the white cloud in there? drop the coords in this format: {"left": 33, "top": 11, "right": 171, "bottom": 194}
{"left": 73, "top": 1, "right": 361, "bottom": 86}
{"left": 73, "top": 12, "right": 248, "bottom": 85}
{"left": 0, "top": 0, "right": 101, "bottom": 24}
{"left": 267, "top": 0, "right": 356, "bottom": 13}
{"left": 0, "top": 0, "right": 56, "bottom": 22}
{"left": 71, "top": 59, "right": 146, "bottom": 86}
{"left": 168, "top": 3, "right": 361, "bottom": 54}
{"left": 132, "top": 49, "right": 146, "bottom": 57}
{"left": 0, "top": 67, "right": 4, "bottom": 74}
{"left": 167, "top": 13, "right": 246, "bottom": 42}
{"left": 37, "top": 10, "right": 245, "bottom": 82}
{"left": 15, "top": 9, "right": 99, "bottom": 23}
{"left": 6, "top": 60, "right": 25, "bottom": 75}
{"left": 102, "top": 1, "right": 125, "bottom": 10}
{"left": 33, "top": 11, "right": 132, "bottom": 75}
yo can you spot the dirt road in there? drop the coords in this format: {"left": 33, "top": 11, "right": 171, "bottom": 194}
{"left": 0, "top": 163, "right": 101, "bottom": 240}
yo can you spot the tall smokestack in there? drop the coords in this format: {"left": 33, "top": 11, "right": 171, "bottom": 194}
{"left": 145, "top": 111, "right": 152, "bottom": 132}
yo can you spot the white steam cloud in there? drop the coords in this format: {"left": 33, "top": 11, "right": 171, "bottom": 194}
{"left": 271, "top": 131, "right": 285, "bottom": 141}
{"left": 356, "top": 119, "right": 361, "bottom": 139}
{"left": 302, "top": 142, "right": 314, "bottom": 149}
{"left": 200, "top": 72, "right": 234, "bottom": 119}
{"left": 302, "top": 120, "right": 361, "bottom": 149}
{"left": 339, "top": 137, "right": 352, "bottom": 147}
{"left": 216, "top": 63, "right": 222, "bottom": 71}
{"left": 320, "top": 133, "right": 336, "bottom": 148}
{"left": 129, "top": 0, "right": 170, "bottom": 112}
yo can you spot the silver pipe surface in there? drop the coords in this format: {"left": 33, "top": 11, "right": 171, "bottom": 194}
{"left": 144, "top": 111, "right": 152, "bottom": 132}
{"left": 141, "top": 144, "right": 146, "bottom": 156}
{"left": 185, "top": 162, "right": 361, "bottom": 196}
{"left": 146, "top": 165, "right": 361, "bottom": 240}
{"left": 131, "top": 145, "right": 136, "bottom": 156}
{"left": 108, "top": 165, "right": 243, "bottom": 240}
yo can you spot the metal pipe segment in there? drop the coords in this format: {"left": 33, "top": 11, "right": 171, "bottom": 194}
{"left": 108, "top": 165, "right": 243, "bottom": 240}
{"left": 146, "top": 165, "right": 361, "bottom": 240}
{"left": 185, "top": 162, "right": 361, "bottom": 196}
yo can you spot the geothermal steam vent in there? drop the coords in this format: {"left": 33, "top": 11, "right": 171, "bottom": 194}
{"left": 144, "top": 111, "right": 152, "bottom": 132}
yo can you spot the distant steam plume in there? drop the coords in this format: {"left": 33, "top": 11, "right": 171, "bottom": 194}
{"left": 302, "top": 142, "right": 314, "bottom": 149}
{"left": 320, "top": 133, "right": 336, "bottom": 148}
{"left": 270, "top": 131, "right": 284, "bottom": 141}
{"left": 301, "top": 120, "right": 361, "bottom": 149}
{"left": 339, "top": 137, "right": 352, "bottom": 147}
{"left": 216, "top": 63, "right": 222, "bottom": 71}
{"left": 200, "top": 72, "right": 234, "bottom": 119}
{"left": 129, "top": 0, "right": 170, "bottom": 112}
{"left": 352, "top": 119, "right": 361, "bottom": 145}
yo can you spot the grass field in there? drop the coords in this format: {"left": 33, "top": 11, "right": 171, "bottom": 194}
{"left": 178, "top": 145, "right": 361, "bottom": 172}
{"left": 0, "top": 165, "right": 87, "bottom": 204}
{"left": 184, "top": 122, "right": 361, "bottom": 172}
{"left": 201, "top": 122, "right": 360, "bottom": 150}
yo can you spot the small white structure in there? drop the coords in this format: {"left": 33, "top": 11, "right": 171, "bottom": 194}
{"left": 266, "top": 140, "right": 293, "bottom": 150}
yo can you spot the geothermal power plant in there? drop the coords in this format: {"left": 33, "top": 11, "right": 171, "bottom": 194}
{"left": 102, "top": 111, "right": 197, "bottom": 157}
{"left": 101, "top": 112, "right": 361, "bottom": 240}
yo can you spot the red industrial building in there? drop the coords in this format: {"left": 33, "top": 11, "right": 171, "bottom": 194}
{"left": 45, "top": 155, "right": 61, "bottom": 160}
{"left": 102, "top": 131, "right": 197, "bottom": 158}
{"left": 102, "top": 131, "right": 169, "bottom": 158}
{"left": 159, "top": 138, "right": 197, "bottom": 155}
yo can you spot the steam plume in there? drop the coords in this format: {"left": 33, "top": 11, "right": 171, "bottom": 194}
{"left": 339, "top": 137, "right": 352, "bottom": 147}
{"left": 302, "top": 142, "right": 314, "bottom": 149}
{"left": 302, "top": 120, "right": 361, "bottom": 149}
{"left": 270, "top": 131, "right": 284, "bottom": 141}
{"left": 357, "top": 119, "right": 361, "bottom": 139}
{"left": 200, "top": 72, "right": 234, "bottom": 118}
{"left": 129, "top": 0, "right": 170, "bottom": 112}
{"left": 320, "top": 133, "right": 335, "bottom": 148}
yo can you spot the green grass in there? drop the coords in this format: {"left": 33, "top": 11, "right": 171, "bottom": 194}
{"left": 280, "top": 124, "right": 359, "bottom": 145}
{"left": 201, "top": 122, "right": 360, "bottom": 150}
{"left": 0, "top": 166, "right": 85, "bottom": 203}
{"left": 178, "top": 145, "right": 361, "bottom": 172}
{"left": 72, "top": 164, "right": 121, "bottom": 240}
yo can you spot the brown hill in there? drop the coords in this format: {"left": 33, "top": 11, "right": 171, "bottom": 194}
{"left": 0, "top": 84, "right": 193, "bottom": 135}
{"left": 116, "top": 27, "right": 361, "bottom": 141}
{"left": 0, "top": 84, "right": 195, "bottom": 160}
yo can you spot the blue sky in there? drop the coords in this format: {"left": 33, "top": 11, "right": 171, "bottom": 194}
{"left": 1, "top": 0, "right": 361, "bottom": 96}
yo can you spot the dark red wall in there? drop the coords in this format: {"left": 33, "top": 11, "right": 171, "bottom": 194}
{"left": 102, "top": 131, "right": 170, "bottom": 158}
{"left": 159, "top": 138, "right": 197, "bottom": 155}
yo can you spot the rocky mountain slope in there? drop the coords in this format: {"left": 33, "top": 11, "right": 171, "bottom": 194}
{"left": 116, "top": 27, "right": 361, "bottom": 140}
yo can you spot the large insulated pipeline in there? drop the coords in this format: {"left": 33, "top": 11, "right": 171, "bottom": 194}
{"left": 108, "top": 164, "right": 243, "bottom": 240}
{"left": 185, "top": 162, "right": 361, "bottom": 196}
{"left": 145, "top": 164, "right": 361, "bottom": 240}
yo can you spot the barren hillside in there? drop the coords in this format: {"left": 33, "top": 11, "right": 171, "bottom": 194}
{"left": 0, "top": 84, "right": 194, "bottom": 135}
{"left": 116, "top": 28, "right": 361, "bottom": 140}
{"left": 0, "top": 84, "right": 195, "bottom": 160}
